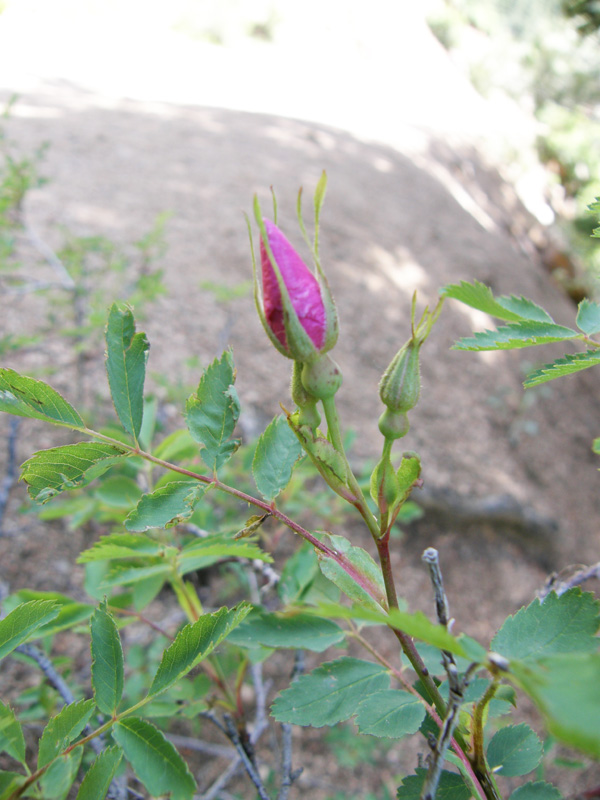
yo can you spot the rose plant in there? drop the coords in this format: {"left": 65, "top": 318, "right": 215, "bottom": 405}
{"left": 0, "top": 176, "right": 598, "bottom": 800}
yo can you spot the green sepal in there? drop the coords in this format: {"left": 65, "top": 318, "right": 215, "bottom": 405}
{"left": 287, "top": 412, "right": 351, "bottom": 500}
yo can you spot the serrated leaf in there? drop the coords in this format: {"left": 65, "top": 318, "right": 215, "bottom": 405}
{"left": 90, "top": 603, "right": 124, "bottom": 715}
{"left": 491, "top": 589, "right": 599, "bottom": 662}
{"left": 38, "top": 699, "right": 95, "bottom": 767}
{"left": 252, "top": 415, "right": 303, "bottom": 501}
{"left": 125, "top": 480, "right": 207, "bottom": 532}
{"left": 512, "top": 652, "right": 600, "bottom": 758}
{"left": 441, "top": 280, "right": 554, "bottom": 323}
{"left": 149, "top": 604, "right": 251, "bottom": 697}
{"left": 508, "top": 781, "right": 563, "bottom": 800}
{"left": 308, "top": 603, "right": 467, "bottom": 657}
{"left": 576, "top": 298, "right": 600, "bottom": 335}
{"left": 20, "top": 442, "right": 128, "bottom": 503}
{"left": 78, "top": 533, "right": 175, "bottom": 563}
{"left": 0, "top": 701, "right": 26, "bottom": 765}
{"left": 75, "top": 745, "right": 123, "bottom": 800}
{"left": 523, "top": 350, "right": 600, "bottom": 387}
{"left": 355, "top": 689, "right": 424, "bottom": 737}
{"left": 271, "top": 656, "right": 389, "bottom": 726}
{"left": 278, "top": 542, "right": 319, "bottom": 605}
{"left": 39, "top": 749, "right": 82, "bottom": 800}
{"left": 486, "top": 723, "right": 542, "bottom": 776}
{"left": 315, "top": 532, "right": 388, "bottom": 612}
{"left": 0, "top": 368, "right": 83, "bottom": 428}
{"left": 228, "top": 610, "right": 345, "bottom": 652}
{"left": 112, "top": 717, "right": 196, "bottom": 800}
{"left": 0, "top": 600, "right": 59, "bottom": 660}
{"left": 185, "top": 350, "right": 240, "bottom": 472}
{"left": 396, "top": 767, "right": 471, "bottom": 799}
{"left": 453, "top": 321, "right": 578, "bottom": 351}
{"left": 177, "top": 533, "right": 272, "bottom": 575}
{"left": 105, "top": 303, "right": 149, "bottom": 442}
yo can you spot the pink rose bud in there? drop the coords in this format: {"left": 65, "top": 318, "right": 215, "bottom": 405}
{"left": 253, "top": 215, "right": 338, "bottom": 363}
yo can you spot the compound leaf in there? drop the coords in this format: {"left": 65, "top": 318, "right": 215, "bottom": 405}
{"left": 79, "top": 533, "right": 175, "bottom": 563}
{"left": 105, "top": 303, "right": 149, "bottom": 442}
{"left": 252, "top": 414, "right": 303, "bottom": 501}
{"left": 149, "top": 604, "right": 251, "bottom": 697}
{"left": 177, "top": 534, "right": 272, "bottom": 575}
{"left": 0, "top": 600, "right": 59, "bottom": 660}
{"left": 75, "top": 745, "right": 123, "bottom": 800}
{"left": 39, "top": 749, "right": 82, "bottom": 800}
{"left": 0, "top": 369, "right": 83, "bottom": 428}
{"left": 90, "top": 603, "right": 124, "bottom": 716}
{"left": 486, "top": 723, "right": 542, "bottom": 777}
{"left": 112, "top": 717, "right": 196, "bottom": 800}
{"left": 355, "top": 689, "right": 424, "bottom": 738}
{"left": 441, "top": 280, "right": 554, "bottom": 323}
{"left": 20, "top": 442, "right": 128, "bottom": 503}
{"left": 125, "top": 481, "right": 207, "bottom": 532}
{"left": 38, "top": 699, "right": 95, "bottom": 767}
{"left": 491, "top": 589, "right": 599, "bottom": 662}
{"left": 185, "top": 350, "right": 240, "bottom": 472}
{"left": 271, "top": 657, "right": 389, "bottom": 727}
{"left": 523, "top": 350, "right": 600, "bottom": 387}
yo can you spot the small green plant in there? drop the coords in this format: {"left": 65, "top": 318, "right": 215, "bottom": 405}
{"left": 0, "top": 177, "right": 598, "bottom": 800}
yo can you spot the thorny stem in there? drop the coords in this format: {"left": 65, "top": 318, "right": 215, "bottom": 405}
{"left": 67, "top": 425, "right": 488, "bottom": 795}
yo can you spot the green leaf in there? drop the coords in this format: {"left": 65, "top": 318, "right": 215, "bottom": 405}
{"left": 105, "top": 303, "right": 149, "bottom": 442}
{"left": 177, "top": 534, "right": 272, "bottom": 575}
{"left": 0, "top": 600, "right": 59, "bottom": 660}
{"left": 38, "top": 699, "right": 96, "bottom": 767}
{"left": 0, "top": 771, "right": 24, "bottom": 796}
{"left": 75, "top": 745, "right": 123, "bottom": 800}
{"left": 508, "top": 781, "right": 563, "bottom": 800}
{"left": 95, "top": 475, "right": 143, "bottom": 509}
{"left": 441, "top": 280, "right": 554, "bottom": 323}
{"left": 491, "top": 589, "right": 599, "bottom": 662}
{"left": 0, "top": 701, "right": 26, "bottom": 765}
{"left": 228, "top": 610, "right": 345, "bottom": 652}
{"left": 100, "top": 563, "right": 173, "bottom": 589}
{"left": 278, "top": 542, "right": 319, "bottom": 605}
{"left": 315, "top": 532, "right": 388, "bottom": 612}
{"left": 185, "top": 350, "right": 240, "bottom": 472}
{"left": 149, "top": 604, "right": 251, "bottom": 697}
{"left": 396, "top": 768, "right": 471, "bottom": 799}
{"left": 453, "top": 321, "right": 579, "bottom": 351}
{"left": 90, "top": 603, "right": 124, "bottom": 715}
{"left": 271, "top": 657, "right": 389, "bottom": 726}
{"left": 39, "top": 749, "right": 82, "bottom": 800}
{"left": 79, "top": 533, "right": 176, "bottom": 563}
{"left": 513, "top": 652, "right": 600, "bottom": 758}
{"left": 252, "top": 415, "right": 303, "bottom": 501}
{"left": 308, "top": 603, "right": 467, "bottom": 657}
{"left": 576, "top": 298, "right": 600, "bottom": 335}
{"left": 112, "top": 717, "right": 196, "bottom": 800}
{"left": 125, "top": 481, "right": 207, "bottom": 532}
{"left": 0, "top": 369, "right": 83, "bottom": 428}
{"left": 20, "top": 442, "right": 128, "bottom": 503}
{"left": 523, "top": 350, "right": 600, "bottom": 387}
{"left": 355, "top": 689, "right": 424, "bottom": 738}
{"left": 486, "top": 723, "right": 542, "bottom": 777}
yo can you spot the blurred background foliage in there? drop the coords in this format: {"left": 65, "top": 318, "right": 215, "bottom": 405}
{"left": 426, "top": 0, "right": 600, "bottom": 292}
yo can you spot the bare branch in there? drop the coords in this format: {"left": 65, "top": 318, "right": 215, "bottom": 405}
{"left": 540, "top": 562, "right": 600, "bottom": 600}
{"left": 0, "top": 417, "right": 20, "bottom": 535}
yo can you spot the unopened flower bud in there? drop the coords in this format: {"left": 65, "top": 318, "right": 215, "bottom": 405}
{"left": 254, "top": 218, "right": 338, "bottom": 362}
{"left": 379, "top": 340, "right": 421, "bottom": 414}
